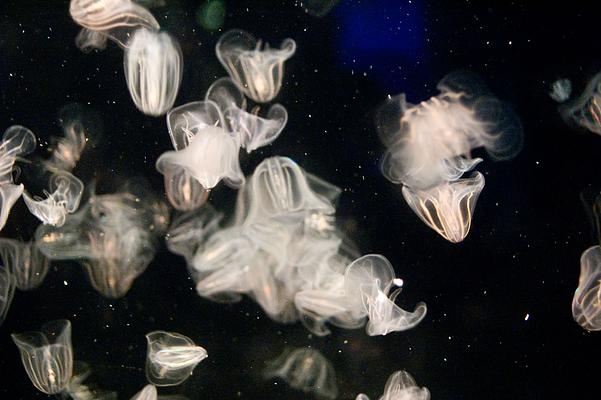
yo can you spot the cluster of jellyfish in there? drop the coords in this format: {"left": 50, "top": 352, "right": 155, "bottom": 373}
{"left": 9, "top": 319, "right": 207, "bottom": 399}
{"left": 377, "top": 71, "right": 523, "bottom": 243}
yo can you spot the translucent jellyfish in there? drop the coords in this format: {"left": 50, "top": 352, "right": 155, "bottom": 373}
{"left": 356, "top": 370, "right": 429, "bottom": 400}
{"left": 11, "top": 320, "right": 73, "bottom": 395}
{"left": 378, "top": 71, "right": 522, "bottom": 190}
{"left": 572, "top": 245, "right": 601, "bottom": 330}
{"left": 69, "top": 0, "right": 160, "bottom": 48}
{"left": 401, "top": 172, "right": 485, "bottom": 243}
{"left": 216, "top": 29, "right": 296, "bottom": 103}
{"left": 156, "top": 125, "right": 244, "bottom": 190}
{"left": 23, "top": 171, "right": 84, "bottom": 227}
{"left": 131, "top": 385, "right": 157, "bottom": 400}
{"left": 75, "top": 28, "right": 108, "bottom": 53}
{"left": 298, "top": 0, "right": 340, "bottom": 17}
{"left": 35, "top": 189, "right": 162, "bottom": 298}
{"left": 65, "top": 361, "right": 118, "bottom": 400}
{"left": 124, "top": 28, "right": 183, "bottom": 116}
{"left": 264, "top": 347, "right": 338, "bottom": 399}
{"left": 0, "top": 238, "right": 49, "bottom": 290}
{"left": 44, "top": 118, "right": 88, "bottom": 172}
{"left": 0, "top": 125, "right": 37, "bottom": 231}
{"left": 549, "top": 78, "right": 572, "bottom": 103}
{"left": 559, "top": 72, "right": 601, "bottom": 135}
{"left": 0, "top": 265, "right": 14, "bottom": 325}
{"left": 145, "top": 331, "right": 208, "bottom": 386}
{"left": 344, "top": 254, "right": 427, "bottom": 336}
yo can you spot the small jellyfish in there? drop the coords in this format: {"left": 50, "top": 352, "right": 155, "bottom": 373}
{"left": 69, "top": 0, "right": 160, "bottom": 48}
{"left": 572, "top": 245, "right": 601, "bottom": 330}
{"left": 23, "top": 171, "right": 84, "bottom": 227}
{"left": 401, "top": 171, "right": 485, "bottom": 243}
{"left": 44, "top": 118, "right": 88, "bottom": 172}
{"left": 559, "top": 72, "right": 601, "bottom": 135}
{"left": 0, "top": 238, "right": 49, "bottom": 290}
{"left": 356, "top": 370, "right": 429, "bottom": 400}
{"left": 75, "top": 28, "right": 108, "bottom": 53}
{"left": 216, "top": 29, "right": 296, "bottom": 103}
{"left": 131, "top": 385, "right": 157, "bottom": 400}
{"left": 145, "top": 331, "right": 208, "bottom": 386}
{"left": 0, "top": 265, "right": 15, "bottom": 325}
{"left": 124, "top": 28, "right": 183, "bottom": 116}
{"left": 264, "top": 347, "right": 338, "bottom": 399}
{"left": 12, "top": 320, "right": 74, "bottom": 395}
{"left": 298, "top": 0, "right": 340, "bottom": 17}
{"left": 549, "top": 78, "right": 572, "bottom": 103}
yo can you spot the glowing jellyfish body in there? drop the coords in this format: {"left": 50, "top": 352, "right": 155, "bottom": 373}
{"left": 0, "top": 238, "right": 49, "bottom": 290}
{"left": 0, "top": 265, "right": 14, "bottom": 325}
{"left": 145, "top": 331, "right": 208, "bottom": 386}
{"left": 11, "top": 320, "right": 73, "bottom": 395}
{"left": 572, "top": 245, "right": 601, "bottom": 330}
{"left": 23, "top": 171, "right": 84, "bottom": 227}
{"left": 124, "top": 28, "right": 183, "bottom": 116}
{"left": 356, "top": 370, "right": 430, "bottom": 400}
{"left": 549, "top": 78, "right": 572, "bottom": 103}
{"left": 560, "top": 72, "right": 601, "bottom": 135}
{"left": 44, "top": 120, "right": 88, "bottom": 172}
{"left": 0, "top": 125, "right": 37, "bottom": 231}
{"left": 264, "top": 348, "right": 338, "bottom": 399}
{"left": 401, "top": 172, "right": 485, "bottom": 243}
{"left": 216, "top": 29, "right": 296, "bottom": 103}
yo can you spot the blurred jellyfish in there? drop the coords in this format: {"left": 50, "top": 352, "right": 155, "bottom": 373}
{"left": 401, "top": 172, "right": 485, "bottom": 243}
{"left": 549, "top": 78, "right": 572, "bottom": 103}
{"left": 0, "top": 238, "right": 49, "bottom": 290}
{"left": 75, "top": 28, "right": 109, "bottom": 52}
{"left": 12, "top": 320, "right": 73, "bottom": 395}
{"left": 166, "top": 205, "right": 223, "bottom": 263}
{"left": 44, "top": 118, "right": 88, "bottom": 172}
{"left": 216, "top": 29, "right": 296, "bottom": 103}
{"left": 356, "top": 370, "right": 429, "bottom": 400}
{"left": 264, "top": 347, "right": 338, "bottom": 399}
{"left": 559, "top": 72, "right": 601, "bottom": 135}
{"left": 69, "top": 0, "right": 160, "bottom": 49}
{"left": 378, "top": 71, "right": 522, "bottom": 190}
{"left": 131, "top": 385, "right": 157, "bottom": 400}
{"left": 196, "top": 0, "right": 226, "bottom": 31}
{"left": 298, "top": 0, "right": 340, "bottom": 17}
{"left": 0, "top": 125, "right": 37, "bottom": 231}
{"left": 0, "top": 265, "right": 14, "bottom": 325}
{"left": 145, "top": 331, "right": 208, "bottom": 386}
{"left": 124, "top": 28, "right": 183, "bottom": 116}
{"left": 23, "top": 171, "right": 84, "bottom": 227}
{"left": 65, "top": 361, "right": 118, "bottom": 400}
{"left": 572, "top": 245, "right": 601, "bottom": 330}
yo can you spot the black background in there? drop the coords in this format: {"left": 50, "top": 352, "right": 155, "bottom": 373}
{"left": 1, "top": 1, "right": 600, "bottom": 399}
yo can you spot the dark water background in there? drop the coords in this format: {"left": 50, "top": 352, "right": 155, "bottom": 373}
{"left": 1, "top": 1, "right": 600, "bottom": 399}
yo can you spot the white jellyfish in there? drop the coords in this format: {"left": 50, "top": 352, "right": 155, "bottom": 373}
{"left": 131, "top": 385, "right": 157, "bottom": 400}
{"left": 12, "top": 320, "right": 74, "bottom": 395}
{"left": 23, "top": 171, "right": 84, "bottom": 227}
{"left": 145, "top": 331, "right": 208, "bottom": 386}
{"left": 264, "top": 347, "right": 338, "bottom": 399}
{"left": 124, "top": 28, "right": 183, "bottom": 116}
{"left": 549, "top": 78, "right": 572, "bottom": 103}
{"left": 0, "top": 265, "right": 14, "bottom": 325}
{"left": 401, "top": 172, "right": 485, "bottom": 243}
{"left": 216, "top": 29, "right": 296, "bottom": 103}
{"left": 0, "top": 238, "right": 49, "bottom": 290}
{"left": 356, "top": 370, "right": 429, "bottom": 400}
{"left": 572, "top": 245, "right": 601, "bottom": 330}
{"left": 559, "top": 72, "right": 601, "bottom": 135}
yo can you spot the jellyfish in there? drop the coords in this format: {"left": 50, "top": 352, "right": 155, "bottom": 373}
{"left": 401, "top": 172, "right": 485, "bottom": 243}
{"left": 131, "top": 385, "right": 157, "bottom": 400}
{"left": 23, "top": 171, "right": 84, "bottom": 227}
{"left": 124, "top": 28, "right": 183, "bottom": 116}
{"left": 145, "top": 331, "right": 208, "bottom": 386}
{"left": 75, "top": 28, "right": 108, "bottom": 53}
{"left": 549, "top": 78, "right": 572, "bottom": 103}
{"left": 298, "top": 0, "right": 340, "bottom": 17}
{"left": 44, "top": 118, "right": 88, "bottom": 172}
{"left": 0, "top": 265, "right": 14, "bottom": 325}
{"left": 356, "top": 370, "right": 429, "bottom": 400}
{"left": 216, "top": 29, "right": 296, "bottom": 103}
{"left": 0, "top": 238, "right": 49, "bottom": 290}
{"left": 0, "top": 125, "right": 37, "bottom": 231}
{"left": 572, "top": 245, "right": 601, "bottom": 330}
{"left": 11, "top": 320, "right": 73, "bottom": 395}
{"left": 378, "top": 71, "right": 522, "bottom": 190}
{"left": 264, "top": 347, "right": 338, "bottom": 399}
{"left": 69, "top": 0, "right": 160, "bottom": 49}
{"left": 559, "top": 72, "right": 601, "bottom": 135}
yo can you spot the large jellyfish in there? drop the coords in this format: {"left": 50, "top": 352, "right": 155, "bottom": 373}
{"left": 216, "top": 29, "right": 296, "bottom": 103}
{"left": 356, "top": 370, "right": 429, "bottom": 400}
{"left": 145, "top": 331, "right": 208, "bottom": 386}
{"left": 0, "top": 238, "right": 49, "bottom": 290}
{"left": 0, "top": 265, "right": 14, "bottom": 325}
{"left": 401, "top": 172, "right": 485, "bottom": 243}
{"left": 0, "top": 125, "right": 37, "bottom": 231}
{"left": 12, "top": 320, "right": 73, "bottom": 395}
{"left": 572, "top": 245, "right": 601, "bottom": 330}
{"left": 124, "top": 28, "right": 183, "bottom": 116}
{"left": 264, "top": 347, "right": 338, "bottom": 399}
{"left": 558, "top": 72, "right": 601, "bottom": 135}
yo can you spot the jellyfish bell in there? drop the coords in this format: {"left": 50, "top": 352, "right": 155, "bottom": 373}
{"left": 401, "top": 171, "right": 485, "bottom": 243}
{"left": 131, "top": 384, "right": 157, "bottom": 400}
{"left": 167, "top": 101, "right": 226, "bottom": 151}
{"left": 0, "top": 238, "right": 49, "bottom": 290}
{"left": 124, "top": 28, "right": 183, "bottom": 116}
{"left": 550, "top": 78, "right": 572, "bottom": 103}
{"left": 358, "top": 370, "right": 430, "bottom": 400}
{"left": 572, "top": 245, "right": 601, "bottom": 331}
{"left": 216, "top": 29, "right": 296, "bottom": 103}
